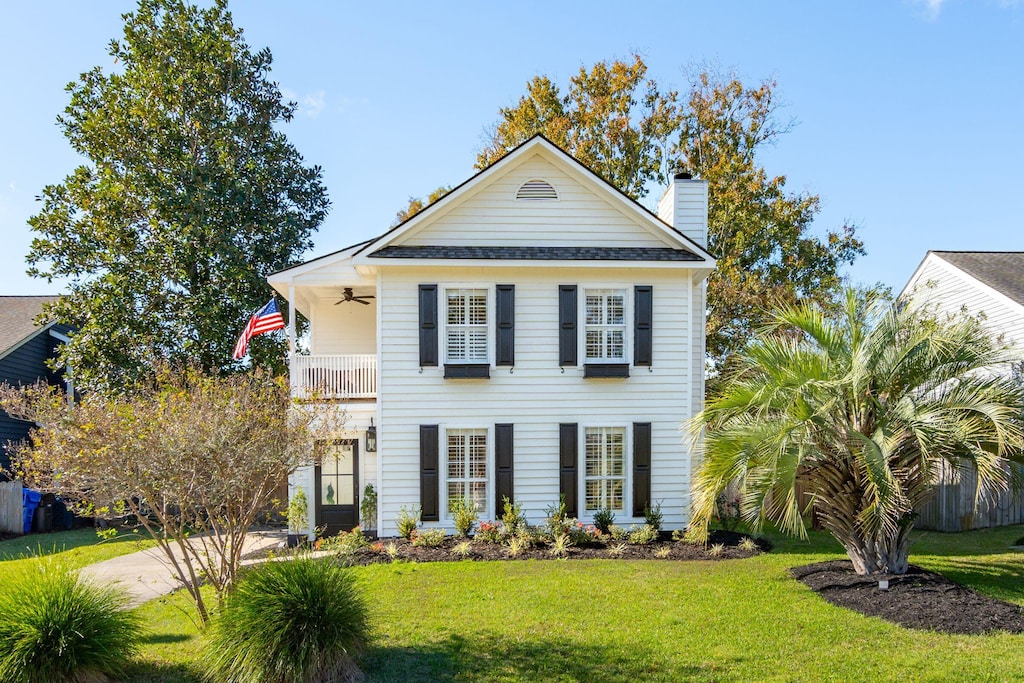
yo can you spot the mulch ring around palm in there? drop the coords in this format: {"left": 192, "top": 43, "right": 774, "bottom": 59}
{"left": 791, "top": 560, "right": 1024, "bottom": 634}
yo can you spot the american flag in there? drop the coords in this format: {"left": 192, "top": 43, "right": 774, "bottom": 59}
{"left": 232, "top": 299, "right": 286, "bottom": 360}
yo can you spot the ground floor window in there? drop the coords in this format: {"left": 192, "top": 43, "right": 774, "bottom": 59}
{"left": 585, "top": 427, "right": 625, "bottom": 511}
{"left": 447, "top": 428, "right": 487, "bottom": 513}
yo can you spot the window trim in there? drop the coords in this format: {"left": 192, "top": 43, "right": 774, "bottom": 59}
{"left": 578, "top": 285, "right": 632, "bottom": 366}
{"left": 441, "top": 425, "right": 493, "bottom": 523}
{"left": 579, "top": 423, "right": 631, "bottom": 515}
{"left": 441, "top": 284, "right": 494, "bottom": 367}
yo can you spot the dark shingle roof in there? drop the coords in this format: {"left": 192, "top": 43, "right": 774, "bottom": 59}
{"left": 934, "top": 251, "right": 1024, "bottom": 307}
{"left": 0, "top": 296, "right": 59, "bottom": 357}
{"left": 369, "top": 245, "right": 701, "bottom": 261}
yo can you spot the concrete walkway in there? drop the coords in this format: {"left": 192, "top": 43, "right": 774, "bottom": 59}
{"left": 80, "top": 529, "right": 287, "bottom": 607}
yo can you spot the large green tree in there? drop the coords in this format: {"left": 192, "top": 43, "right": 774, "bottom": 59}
{"left": 476, "top": 58, "right": 864, "bottom": 372}
{"left": 27, "top": 0, "right": 328, "bottom": 393}
{"left": 690, "top": 290, "right": 1024, "bottom": 575}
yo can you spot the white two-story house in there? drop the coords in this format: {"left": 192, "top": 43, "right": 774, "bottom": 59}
{"left": 269, "top": 136, "right": 716, "bottom": 538}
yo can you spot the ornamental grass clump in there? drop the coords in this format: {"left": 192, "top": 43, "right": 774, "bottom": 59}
{"left": 204, "top": 556, "right": 369, "bottom": 683}
{"left": 0, "top": 556, "right": 140, "bottom": 683}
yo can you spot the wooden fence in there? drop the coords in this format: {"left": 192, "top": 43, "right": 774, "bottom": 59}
{"left": 916, "top": 461, "right": 1024, "bottom": 532}
{"left": 0, "top": 479, "right": 23, "bottom": 535}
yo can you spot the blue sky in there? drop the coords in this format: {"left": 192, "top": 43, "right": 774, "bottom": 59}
{"left": 1, "top": 0, "right": 1021, "bottom": 296}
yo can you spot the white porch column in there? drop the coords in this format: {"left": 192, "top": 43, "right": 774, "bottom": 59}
{"left": 287, "top": 283, "right": 296, "bottom": 389}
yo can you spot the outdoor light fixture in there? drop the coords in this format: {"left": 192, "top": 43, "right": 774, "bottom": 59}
{"left": 366, "top": 418, "right": 377, "bottom": 452}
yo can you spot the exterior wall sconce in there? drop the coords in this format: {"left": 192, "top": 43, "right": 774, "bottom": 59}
{"left": 366, "top": 418, "right": 377, "bottom": 452}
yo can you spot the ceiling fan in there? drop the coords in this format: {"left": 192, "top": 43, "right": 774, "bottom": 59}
{"left": 334, "top": 287, "right": 375, "bottom": 306}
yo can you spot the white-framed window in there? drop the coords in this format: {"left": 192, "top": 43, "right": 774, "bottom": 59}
{"left": 584, "top": 427, "right": 625, "bottom": 512}
{"left": 445, "top": 288, "right": 488, "bottom": 363}
{"left": 446, "top": 428, "right": 488, "bottom": 514}
{"left": 585, "top": 289, "right": 626, "bottom": 362}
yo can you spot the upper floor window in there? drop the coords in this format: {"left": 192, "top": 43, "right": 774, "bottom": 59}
{"left": 446, "top": 288, "right": 488, "bottom": 363}
{"left": 585, "top": 289, "right": 626, "bottom": 362}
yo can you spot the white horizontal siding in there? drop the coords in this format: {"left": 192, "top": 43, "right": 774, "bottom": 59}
{"left": 400, "top": 154, "right": 674, "bottom": 249}
{"left": 908, "top": 257, "right": 1024, "bottom": 351}
{"left": 375, "top": 265, "right": 699, "bottom": 536}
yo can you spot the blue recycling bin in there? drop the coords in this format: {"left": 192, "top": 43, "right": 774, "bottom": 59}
{"left": 22, "top": 489, "right": 42, "bottom": 534}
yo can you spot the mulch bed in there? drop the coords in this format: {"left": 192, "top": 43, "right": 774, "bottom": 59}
{"left": 791, "top": 560, "right": 1024, "bottom": 635}
{"left": 253, "top": 530, "right": 770, "bottom": 564}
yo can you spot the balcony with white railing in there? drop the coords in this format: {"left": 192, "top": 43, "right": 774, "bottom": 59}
{"left": 290, "top": 354, "right": 377, "bottom": 400}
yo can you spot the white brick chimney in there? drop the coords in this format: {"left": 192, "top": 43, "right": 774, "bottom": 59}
{"left": 657, "top": 172, "right": 708, "bottom": 249}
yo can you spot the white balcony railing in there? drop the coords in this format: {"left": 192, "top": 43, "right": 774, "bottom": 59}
{"left": 291, "top": 354, "right": 377, "bottom": 400}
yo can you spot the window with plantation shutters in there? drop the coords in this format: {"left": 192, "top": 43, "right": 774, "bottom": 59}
{"left": 446, "top": 289, "right": 488, "bottom": 363}
{"left": 446, "top": 428, "right": 488, "bottom": 514}
{"left": 584, "top": 427, "right": 625, "bottom": 512}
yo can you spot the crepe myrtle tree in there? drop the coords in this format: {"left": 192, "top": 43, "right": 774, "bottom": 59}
{"left": 0, "top": 366, "right": 344, "bottom": 624}
{"left": 688, "top": 288, "right": 1024, "bottom": 575}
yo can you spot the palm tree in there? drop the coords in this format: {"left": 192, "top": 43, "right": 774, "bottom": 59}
{"left": 690, "top": 288, "right": 1024, "bottom": 575}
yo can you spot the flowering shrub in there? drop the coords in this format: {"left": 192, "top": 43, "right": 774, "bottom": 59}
{"left": 566, "top": 520, "right": 593, "bottom": 546}
{"left": 715, "top": 494, "right": 742, "bottom": 532}
{"left": 475, "top": 521, "right": 503, "bottom": 543}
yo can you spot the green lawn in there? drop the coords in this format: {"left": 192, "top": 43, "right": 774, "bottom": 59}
{"left": 0, "top": 527, "right": 156, "bottom": 573}
{"left": 111, "top": 525, "right": 1024, "bottom": 682}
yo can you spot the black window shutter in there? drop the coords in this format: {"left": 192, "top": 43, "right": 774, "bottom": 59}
{"left": 495, "top": 423, "right": 514, "bottom": 516}
{"left": 558, "top": 285, "right": 577, "bottom": 366}
{"left": 496, "top": 285, "right": 515, "bottom": 366}
{"left": 559, "top": 423, "right": 578, "bottom": 517}
{"left": 419, "top": 285, "right": 438, "bottom": 367}
{"left": 634, "top": 286, "right": 653, "bottom": 367}
{"left": 633, "top": 422, "right": 652, "bottom": 517}
{"left": 420, "top": 425, "right": 440, "bottom": 521}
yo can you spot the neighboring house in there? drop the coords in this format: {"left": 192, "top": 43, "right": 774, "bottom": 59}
{"left": 0, "top": 296, "right": 74, "bottom": 477}
{"left": 269, "top": 135, "right": 716, "bottom": 537}
{"left": 901, "top": 250, "right": 1024, "bottom": 531}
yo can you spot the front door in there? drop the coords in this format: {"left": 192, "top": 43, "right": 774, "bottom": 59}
{"left": 315, "top": 439, "right": 359, "bottom": 536}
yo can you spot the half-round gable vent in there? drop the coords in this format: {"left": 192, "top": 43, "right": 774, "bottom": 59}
{"left": 516, "top": 179, "right": 558, "bottom": 200}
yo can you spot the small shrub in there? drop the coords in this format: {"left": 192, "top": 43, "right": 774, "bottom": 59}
{"left": 287, "top": 487, "right": 309, "bottom": 535}
{"left": 411, "top": 528, "right": 447, "bottom": 548}
{"left": 643, "top": 501, "right": 664, "bottom": 531}
{"left": 517, "top": 525, "right": 547, "bottom": 548}
{"left": 654, "top": 546, "right": 672, "bottom": 559}
{"left": 738, "top": 537, "right": 758, "bottom": 552}
{"left": 549, "top": 532, "right": 573, "bottom": 558}
{"left": 319, "top": 526, "right": 368, "bottom": 555}
{"left": 607, "top": 542, "right": 627, "bottom": 557}
{"left": 475, "top": 520, "right": 503, "bottom": 543}
{"left": 544, "top": 495, "right": 572, "bottom": 537}
{"left": 566, "top": 520, "right": 592, "bottom": 546}
{"left": 708, "top": 543, "right": 726, "bottom": 557}
{"left": 506, "top": 535, "right": 527, "bottom": 557}
{"left": 396, "top": 505, "right": 421, "bottom": 539}
{"left": 501, "top": 496, "right": 528, "bottom": 536}
{"left": 593, "top": 508, "right": 616, "bottom": 534}
{"left": 0, "top": 557, "right": 140, "bottom": 683}
{"left": 450, "top": 498, "right": 479, "bottom": 537}
{"left": 608, "top": 524, "right": 628, "bottom": 541}
{"left": 453, "top": 540, "right": 473, "bottom": 559}
{"left": 715, "top": 494, "right": 742, "bottom": 532}
{"left": 674, "top": 527, "right": 703, "bottom": 544}
{"left": 205, "top": 557, "right": 369, "bottom": 683}
{"left": 628, "top": 524, "right": 659, "bottom": 545}
{"left": 360, "top": 483, "right": 378, "bottom": 529}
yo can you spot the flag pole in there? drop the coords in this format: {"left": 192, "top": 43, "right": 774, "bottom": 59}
{"left": 287, "top": 284, "right": 296, "bottom": 356}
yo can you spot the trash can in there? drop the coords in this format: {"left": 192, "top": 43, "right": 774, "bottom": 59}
{"left": 52, "top": 497, "right": 72, "bottom": 531}
{"left": 32, "top": 493, "right": 55, "bottom": 533}
{"left": 22, "top": 489, "right": 42, "bottom": 534}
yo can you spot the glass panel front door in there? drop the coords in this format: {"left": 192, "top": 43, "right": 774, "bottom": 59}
{"left": 315, "top": 439, "right": 359, "bottom": 536}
